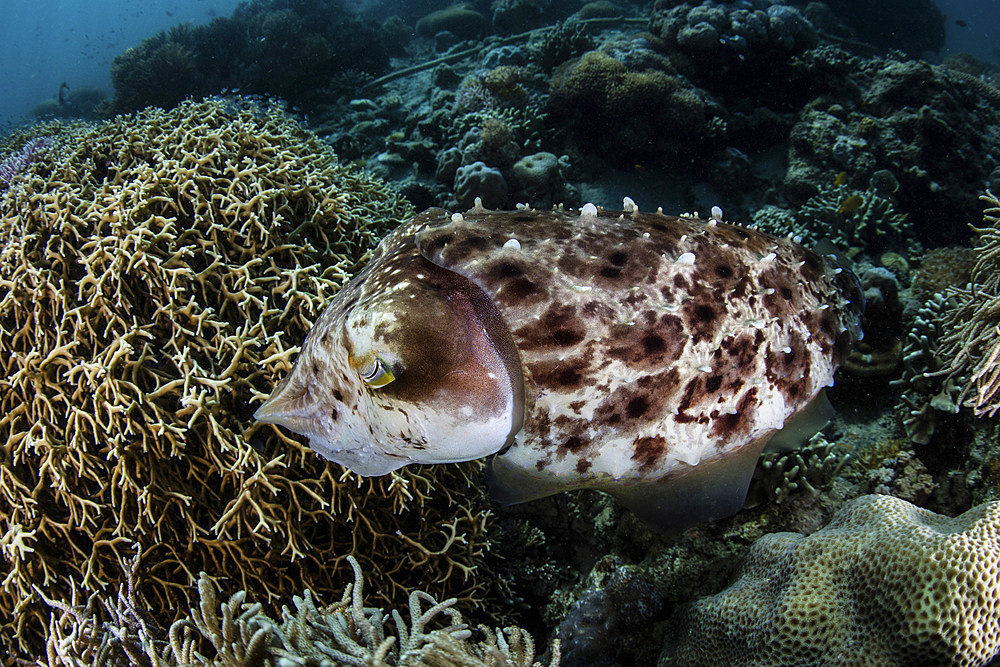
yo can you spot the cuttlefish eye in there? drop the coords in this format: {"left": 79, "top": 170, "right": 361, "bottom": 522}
{"left": 360, "top": 355, "right": 396, "bottom": 388}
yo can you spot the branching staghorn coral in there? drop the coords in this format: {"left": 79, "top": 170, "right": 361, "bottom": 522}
{"left": 38, "top": 549, "right": 559, "bottom": 667}
{"left": 0, "top": 98, "right": 503, "bottom": 659}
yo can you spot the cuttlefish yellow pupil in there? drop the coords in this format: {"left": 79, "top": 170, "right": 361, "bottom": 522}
{"left": 255, "top": 204, "right": 863, "bottom": 531}
{"left": 255, "top": 234, "right": 524, "bottom": 477}
{"left": 358, "top": 355, "right": 396, "bottom": 387}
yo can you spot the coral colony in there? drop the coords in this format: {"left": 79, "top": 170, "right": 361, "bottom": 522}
{"left": 0, "top": 136, "right": 53, "bottom": 190}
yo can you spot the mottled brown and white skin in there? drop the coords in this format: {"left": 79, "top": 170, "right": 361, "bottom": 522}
{"left": 255, "top": 201, "right": 864, "bottom": 531}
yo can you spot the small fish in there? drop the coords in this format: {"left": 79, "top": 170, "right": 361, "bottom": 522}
{"left": 58, "top": 82, "right": 70, "bottom": 106}
{"left": 833, "top": 171, "right": 848, "bottom": 187}
{"left": 956, "top": 19, "right": 968, "bottom": 27}
{"left": 255, "top": 203, "right": 864, "bottom": 531}
{"left": 838, "top": 195, "right": 864, "bottom": 216}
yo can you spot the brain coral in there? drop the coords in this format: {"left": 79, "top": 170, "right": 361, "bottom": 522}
{"left": 0, "top": 98, "right": 499, "bottom": 658}
{"left": 663, "top": 495, "right": 1000, "bottom": 666}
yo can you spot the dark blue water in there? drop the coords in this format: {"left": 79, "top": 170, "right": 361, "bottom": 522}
{"left": 0, "top": 0, "right": 242, "bottom": 128}
{"left": 936, "top": 0, "right": 1000, "bottom": 61}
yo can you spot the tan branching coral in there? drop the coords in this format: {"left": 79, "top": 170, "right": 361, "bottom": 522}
{"left": 39, "top": 550, "right": 559, "bottom": 667}
{"left": 925, "top": 191, "right": 1000, "bottom": 418}
{"left": 0, "top": 98, "right": 501, "bottom": 659}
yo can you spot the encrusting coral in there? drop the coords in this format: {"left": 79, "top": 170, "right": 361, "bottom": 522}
{"left": 0, "top": 97, "right": 503, "bottom": 659}
{"left": 662, "top": 494, "right": 1000, "bottom": 666}
{"left": 38, "top": 549, "right": 558, "bottom": 666}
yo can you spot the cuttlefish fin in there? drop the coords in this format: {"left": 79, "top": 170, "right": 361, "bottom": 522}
{"left": 608, "top": 434, "right": 770, "bottom": 533}
{"left": 487, "top": 392, "right": 835, "bottom": 533}
{"left": 765, "top": 389, "right": 834, "bottom": 453}
{"left": 484, "top": 435, "right": 769, "bottom": 534}
{"left": 612, "top": 392, "right": 834, "bottom": 532}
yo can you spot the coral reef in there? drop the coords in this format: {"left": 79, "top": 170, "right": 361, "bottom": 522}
{"left": 213, "top": 0, "right": 996, "bottom": 245}
{"left": 107, "top": 0, "right": 391, "bottom": 114}
{"left": 546, "top": 49, "right": 708, "bottom": 164}
{"left": 662, "top": 495, "right": 1000, "bottom": 666}
{"left": 0, "top": 98, "right": 507, "bottom": 659}
{"left": 39, "top": 550, "right": 559, "bottom": 666}
{"left": 781, "top": 57, "right": 998, "bottom": 246}
{"left": 29, "top": 4, "right": 1000, "bottom": 662}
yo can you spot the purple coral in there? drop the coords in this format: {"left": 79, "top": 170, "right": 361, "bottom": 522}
{"left": 0, "top": 136, "right": 54, "bottom": 191}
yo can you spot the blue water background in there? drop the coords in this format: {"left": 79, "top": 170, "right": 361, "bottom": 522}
{"left": 0, "top": 0, "right": 997, "bottom": 129}
{"left": 0, "top": 0, "right": 244, "bottom": 129}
